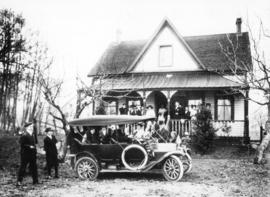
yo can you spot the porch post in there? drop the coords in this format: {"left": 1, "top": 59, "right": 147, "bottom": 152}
{"left": 92, "top": 100, "right": 95, "bottom": 115}
{"left": 167, "top": 90, "right": 171, "bottom": 118}
{"left": 75, "top": 90, "right": 82, "bottom": 118}
{"left": 143, "top": 97, "right": 146, "bottom": 115}
{"left": 116, "top": 100, "right": 119, "bottom": 115}
{"left": 244, "top": 89, "right": 250, "bottom": 144}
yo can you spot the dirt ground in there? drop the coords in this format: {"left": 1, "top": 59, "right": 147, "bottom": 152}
{"left": 0, "top": 154, "right": 269, "bottom": 197}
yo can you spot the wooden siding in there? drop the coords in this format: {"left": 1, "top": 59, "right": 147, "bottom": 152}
{"left": 132, "top": 26, "right": 201, "bottom": 73}
{"left": 234, "top": 95, "right": 245, "bottom": 121}
{"left": 214, "top": 121, "right": 244, "bottom": 137}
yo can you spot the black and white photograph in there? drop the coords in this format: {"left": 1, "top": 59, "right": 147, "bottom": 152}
{"left": 0, "top": 0, "right": 269, "bottom": 196}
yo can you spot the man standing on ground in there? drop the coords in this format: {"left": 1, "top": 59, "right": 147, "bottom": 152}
{"left": 17, "top": 122, "right": 38, "bottom": 186}
{"left": 44, "top": 127, "right": 59, "bottom": 179}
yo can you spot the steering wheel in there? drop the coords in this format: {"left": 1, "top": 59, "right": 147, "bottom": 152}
{"left": 110, "top": 138, "right": 118, "bottom": 144}
{"left": 132, "top": 137, "right": 143, "bottom": 144}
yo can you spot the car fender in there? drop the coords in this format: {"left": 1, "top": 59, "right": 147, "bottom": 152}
{"left": 142, "top": 150, "right": 186, "bottom": 172}
{"left": 157, "top": 150, "right": 186, "bottom": 162}
{"left": 75, "top": 151, "right": 98, "bottom": 163}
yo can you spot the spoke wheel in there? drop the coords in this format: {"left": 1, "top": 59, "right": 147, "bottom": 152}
{"left": 162, "top": 155, "right": 184, "bottom": 182}
{"left": 181, "top": 153, "right": 192, "bottom": 174}
{"left": 75, "top": 157, "right": 99, "bottom": 181}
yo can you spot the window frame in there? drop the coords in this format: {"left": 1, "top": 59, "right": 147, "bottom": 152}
{"left": 214, "top": 96, "right": 234, "bottom": 121}
{"left": 159, "top": 45, "right": 173, "bottom": 67}
{"left": 105, "top": 100, "right": 118, "bottom": 115}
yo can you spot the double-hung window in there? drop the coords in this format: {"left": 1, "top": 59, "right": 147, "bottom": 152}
{"left": 216, "top": 98, "right": 234, "bottom": 121}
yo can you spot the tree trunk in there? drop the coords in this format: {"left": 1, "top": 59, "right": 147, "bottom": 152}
{"left": 254, "top": 103, "right": 270, "bottom": 164}
{"left": 58, "top": 132, "right": 70, "bottom": 163}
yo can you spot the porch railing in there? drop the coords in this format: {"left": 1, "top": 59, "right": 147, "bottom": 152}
{"left": 170, "top": 119, "right": 192, "bottom": 137}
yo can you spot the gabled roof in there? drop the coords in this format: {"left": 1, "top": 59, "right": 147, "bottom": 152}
{"left": 127, "top": 18, "right": 206, "bottom": 72}
{"left": 184, "top": 32, "right": 252, "bottom": 72}
{"left": 89, "top": 40, "right": 146, "bottom": 76}
{"left": 88, "top": 20, "right": 252, "bottom": 76}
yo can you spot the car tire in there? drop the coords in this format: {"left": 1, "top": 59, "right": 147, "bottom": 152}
{"left": 121, "top": 144, "right": 148, "bottom": 171}
{"left": 162, "top": 155, "right": 184, "bottom": 182}
{"left": 75, "top": 156, "right": 99, "bottom": 181}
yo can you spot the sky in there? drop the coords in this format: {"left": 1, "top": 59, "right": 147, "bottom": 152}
{"left": 0, "top": 0, "right": 270, "bottom": 106}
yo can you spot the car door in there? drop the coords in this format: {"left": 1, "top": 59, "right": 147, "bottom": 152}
{"left": 98, "top": 143, "right": 128, "bottom": 161}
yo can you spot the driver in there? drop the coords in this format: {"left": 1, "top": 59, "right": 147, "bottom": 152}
{"left": 152, "top": 116, "right": 171, "bottom": 142}
{"left": 111, "top": 125, "right": 130, "bottom": 143}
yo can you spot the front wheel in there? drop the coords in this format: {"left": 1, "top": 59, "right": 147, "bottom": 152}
{"left": 180, "top": 153, "right": 192, "bottom": 173}
{"left": 162, "top": 155, "right": 184, "bottom": 182}
{"left": 75, "top": 157, "right": 99, "bottom": 181}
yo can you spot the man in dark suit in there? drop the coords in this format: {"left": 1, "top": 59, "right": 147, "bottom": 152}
{"left": 17, "top": 122, "right": 38, "bottom": 186}
{"left": 119, "top": 103, "right": 128, "bottom": 115}
{"left": 44, "top": 127, "right": 59, "bottom": 178}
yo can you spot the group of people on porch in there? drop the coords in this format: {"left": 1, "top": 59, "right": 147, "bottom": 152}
{"left": 118, "top": 100, "right": 209, "bottom": 123}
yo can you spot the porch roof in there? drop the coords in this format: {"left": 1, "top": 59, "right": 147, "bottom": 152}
{"left": 102, "top": 72, "right": 244, "bottom": 90}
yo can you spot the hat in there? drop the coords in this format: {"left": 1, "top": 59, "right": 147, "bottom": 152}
{"left": 147, "top": 105, "right": 153, "bottom": 109}
{"left": 24, "top": 122, "right": 33, "bottom": 128}
{"left": 137, "top": 122, "right": 144, "bottom": 126}
{"left": 44, "top": 127, "right": 53, "bottom": 133}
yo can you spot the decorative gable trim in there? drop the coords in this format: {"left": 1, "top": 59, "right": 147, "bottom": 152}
{"left": 126, "top": 18, "right": 206, "bottom": 72}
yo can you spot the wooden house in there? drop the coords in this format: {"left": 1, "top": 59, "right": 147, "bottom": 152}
{"left": 85, "top": 18, "right": 253, "bottom": 143}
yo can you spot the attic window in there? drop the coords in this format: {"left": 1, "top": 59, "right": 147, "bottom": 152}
{"left": 159, "top": 45, "right": 173, "bottom": 67}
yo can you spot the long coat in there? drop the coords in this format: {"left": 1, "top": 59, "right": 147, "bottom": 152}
{"left": 44, "top": 135, "right": 58, "bottom": 165}
{"left": 20, "top": 132, "right": 37, "bottom": 156}
{"left": 18, "top": 132, "right": 38, "bottom": 183}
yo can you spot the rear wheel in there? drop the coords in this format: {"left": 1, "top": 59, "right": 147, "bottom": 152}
{"left": 75, "top": 157, "right": 99, "bottom": 181}
{"left": 162, "top": 155, "right": 184, "bottom": 182}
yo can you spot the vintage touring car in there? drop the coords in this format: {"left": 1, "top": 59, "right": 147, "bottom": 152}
{"left": 68, "top": 115, "right": 192, "bottom": 182}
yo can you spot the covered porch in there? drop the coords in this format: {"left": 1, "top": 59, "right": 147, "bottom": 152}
{"left": 86, "top": 72, "right": 249, "bottom": 142}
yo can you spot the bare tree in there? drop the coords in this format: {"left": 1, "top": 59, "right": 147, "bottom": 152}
{"left": 0, "top": 9, "right": 25, "bottom": 131}
{"left": 0, "top": 9, "right": 51, "bottom": 133}
{"left": 218, "top": 19, "right": 270, "bottom": 164}
{"left": 39, "top": 71, "right": 112, "bottom": 159}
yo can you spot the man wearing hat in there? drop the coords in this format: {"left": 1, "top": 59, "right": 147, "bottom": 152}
{"left": 17, "top": 122, "right": 39, "bottom": 186}
{"left": 44, "top": 127, "right": 59, "bottom": 178}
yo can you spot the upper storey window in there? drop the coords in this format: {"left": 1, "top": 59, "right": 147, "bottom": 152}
{"left": 159, "top": 45, "right": 173, "bottom": 67}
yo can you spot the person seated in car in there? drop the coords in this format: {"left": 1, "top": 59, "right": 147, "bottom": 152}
{"left": 144, "top": 121, "right": 154, "bottom": 139}
{"left": 99, "top": 127, "right": 111, "bottom": 144}
{"left": 82, "top": 127, "right": 99, "bottom": 144}
{"left": 152, "top": 116, "right": 170, "bottom": 142}
{"left": 109, "top": 124, "right": 117, "bottom": 139}
{"left": 134, "top": 122, "right": 145, "bottom": 139}
{"left": 169, "top": 131, "right": 177, "bottom": 143}
{"left": 111, "top": 125, "right": 130, "bottom": 143}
